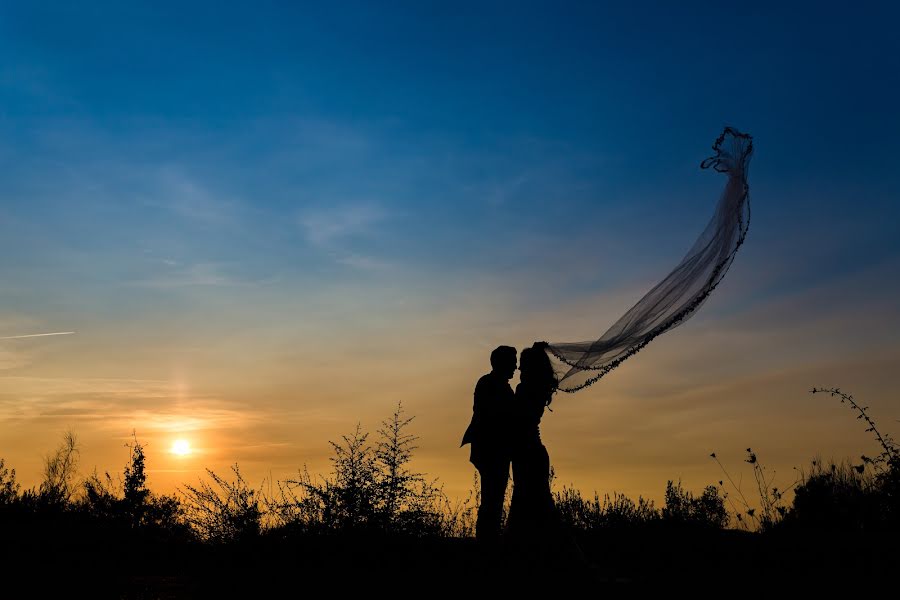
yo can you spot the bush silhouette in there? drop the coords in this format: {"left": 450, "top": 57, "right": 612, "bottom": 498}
{"left": 780, "top": 388, "right": 900, "bottom": 533}
{"left": 182, "top": 464, "right": 262, "bottom": 543}
{"left": 270, "top": 402, "right": 446, "bottom": 537}
{"left": 786, "top": 459, "right": 880, "bottom": 531}
{"left": 662, "top": 480, "right": 729, "bottom": 528}
{"left": 0, "top": 458, "right": 19, "bottom": 505}
{"left": 555, "top": 487, "right": 659, "bottom": 532}
{"left": 555, "top": 480, "right": 727, "bottom": 533}
{"left": 81, "top": 433, "right": 187, "bottom": 537}
{"left": 38, "top": 430, "right": 80, "bottom": 505}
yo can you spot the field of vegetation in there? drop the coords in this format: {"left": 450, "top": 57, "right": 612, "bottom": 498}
{"left": 2, "top": 387, "right": 897, "bottom": 594}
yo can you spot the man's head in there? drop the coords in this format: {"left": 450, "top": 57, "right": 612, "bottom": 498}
{"left": 489, "top": 345, "right": 517, "bottom": 380}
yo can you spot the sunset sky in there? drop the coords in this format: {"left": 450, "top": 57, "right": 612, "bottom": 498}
{"left": 1, "top": 2, "right": 899, "bottom": 506}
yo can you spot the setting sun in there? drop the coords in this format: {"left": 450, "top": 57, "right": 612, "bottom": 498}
{"left": 170, "top": 439, "right": 191, "bottom": 456}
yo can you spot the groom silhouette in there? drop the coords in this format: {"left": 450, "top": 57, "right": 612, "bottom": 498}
{"left": 461, "top": 345, "right": 516, "bottom": 543}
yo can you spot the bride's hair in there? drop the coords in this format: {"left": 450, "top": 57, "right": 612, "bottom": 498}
{"left": 520, "top": 341, "right": 559, "bottom": 405}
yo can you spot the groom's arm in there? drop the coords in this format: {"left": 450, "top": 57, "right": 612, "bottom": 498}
{"left": 463, "top": 376, "right": 489, "bottom": 447}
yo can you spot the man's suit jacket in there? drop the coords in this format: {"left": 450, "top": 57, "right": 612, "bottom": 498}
{"left": 461, "top": 371, "right": 514, "bottom": 468}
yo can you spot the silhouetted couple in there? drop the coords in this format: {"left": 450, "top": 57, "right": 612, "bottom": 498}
{"left": 461, "top": 342, "right": 561, "bottom": 549}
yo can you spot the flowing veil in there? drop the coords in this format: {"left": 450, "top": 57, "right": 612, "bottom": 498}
{"left": 546, "top": 127, "right": 753, "bottom": 392}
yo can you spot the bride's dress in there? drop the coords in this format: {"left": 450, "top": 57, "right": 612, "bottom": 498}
{"left": 506, "top": 380, "right": 556, "bottom": 536}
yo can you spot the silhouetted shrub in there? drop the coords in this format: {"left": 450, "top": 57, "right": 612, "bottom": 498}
{"left": 80, "top": 434, "right": 188, "bottom": 538}
{"left": 662, "top": 480, "right": 729, "bottom": 529}
{"left": 555, "top": 487, "right": 660, "bottom": 532}
{"left": 779, "top": 388, "right": 900, "bottom": 533}
{"left": 879, "top": 454, "right": 900, "bottom": 526}
{"left": 270, "top": 403, "right": 449, "bottom": 537}
{"left": 182, "top": 464, "right": 262, "bottom": 543}
{"left": 555, "top": 480, "right": 727, "bottom": 534}
{"left": 709, "top": 448, "right": 797, "bottom": 531}
{"left": 785, "top": 458, "right": 879, "bottom": 531}
{"left": 38, "top": 430, "right": 80, "bottom": 505}
{"left": 123, "top": 435, "right": 150, "bottom": 509}
{"left": 0, "top": 458, "right": 18, "bottom": 505}
{"left": 374, "top": 404, "right": 444, "bottom": 534}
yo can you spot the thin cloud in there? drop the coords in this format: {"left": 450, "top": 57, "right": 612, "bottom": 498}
{"left": 0, "top": 376, "right": 264, "bottom": 434}
{"left": 128, "top": 262, "right": 255, "bottom": 288}
{"left": 298, "top": 202, "right": 395, "bottom": 270}
{"left": 298, "top": 202, "right": 387, "bottom": 247}
{"left": 0, "top": 346, "right": 30, "bottom": 370}
{"left": 333, "top": 253, "right": 393, "bottom": 271}
{"left": 143, "top": 168, "right": 241, "bottom": 226}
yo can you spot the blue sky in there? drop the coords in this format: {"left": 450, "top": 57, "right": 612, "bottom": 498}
{"left": 1, "top": 1, "right": 899, "bottom": 500}
{"left": 3, "top": 2, "right": 898, "bottom": 289}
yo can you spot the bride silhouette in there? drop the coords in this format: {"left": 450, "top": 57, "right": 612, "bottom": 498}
{"left": 506, "top": 341, "right": 560, "bottom": 539}
{"left": 505, "top": 342, "right": 587, "bottom": 567}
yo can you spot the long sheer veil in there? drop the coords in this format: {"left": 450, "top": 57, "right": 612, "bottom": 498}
{"left": 547, "top": 127, "right": 753, "bottom": 392}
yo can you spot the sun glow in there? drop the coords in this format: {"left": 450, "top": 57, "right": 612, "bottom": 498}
{"left": 170, "top": 439, "right": 191, "bottom": 456}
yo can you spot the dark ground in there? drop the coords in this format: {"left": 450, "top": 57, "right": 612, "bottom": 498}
{"left": 3, "top": 522, "right": 896, "bottom": 597}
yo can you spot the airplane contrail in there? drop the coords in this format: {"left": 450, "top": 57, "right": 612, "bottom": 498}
{"left": 0, "top": 331, "right": 75, "bottom": 340}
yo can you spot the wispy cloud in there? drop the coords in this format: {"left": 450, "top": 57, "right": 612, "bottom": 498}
{"left": 298, "top": 202, "right": 394, "bottom": 270}
{"left": 298, "top": 202, "right": 387, "bottom": 246}
{"left": 0, "top": 346, "right": 30, "bottom": 371}
{"left": 333, "top": 253, "right": 393, "bottom": 271}
{"left": 143, "top": 168, "right": 241, "bottom": 226}
{"left": 128, "top": 262, "right": 268, "bottom": 288}
{"left": 0, "top": 376, "right": 261, "bottom": 434}
{"left": 134, "top": 262, "right": 234, "bottom": 288}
